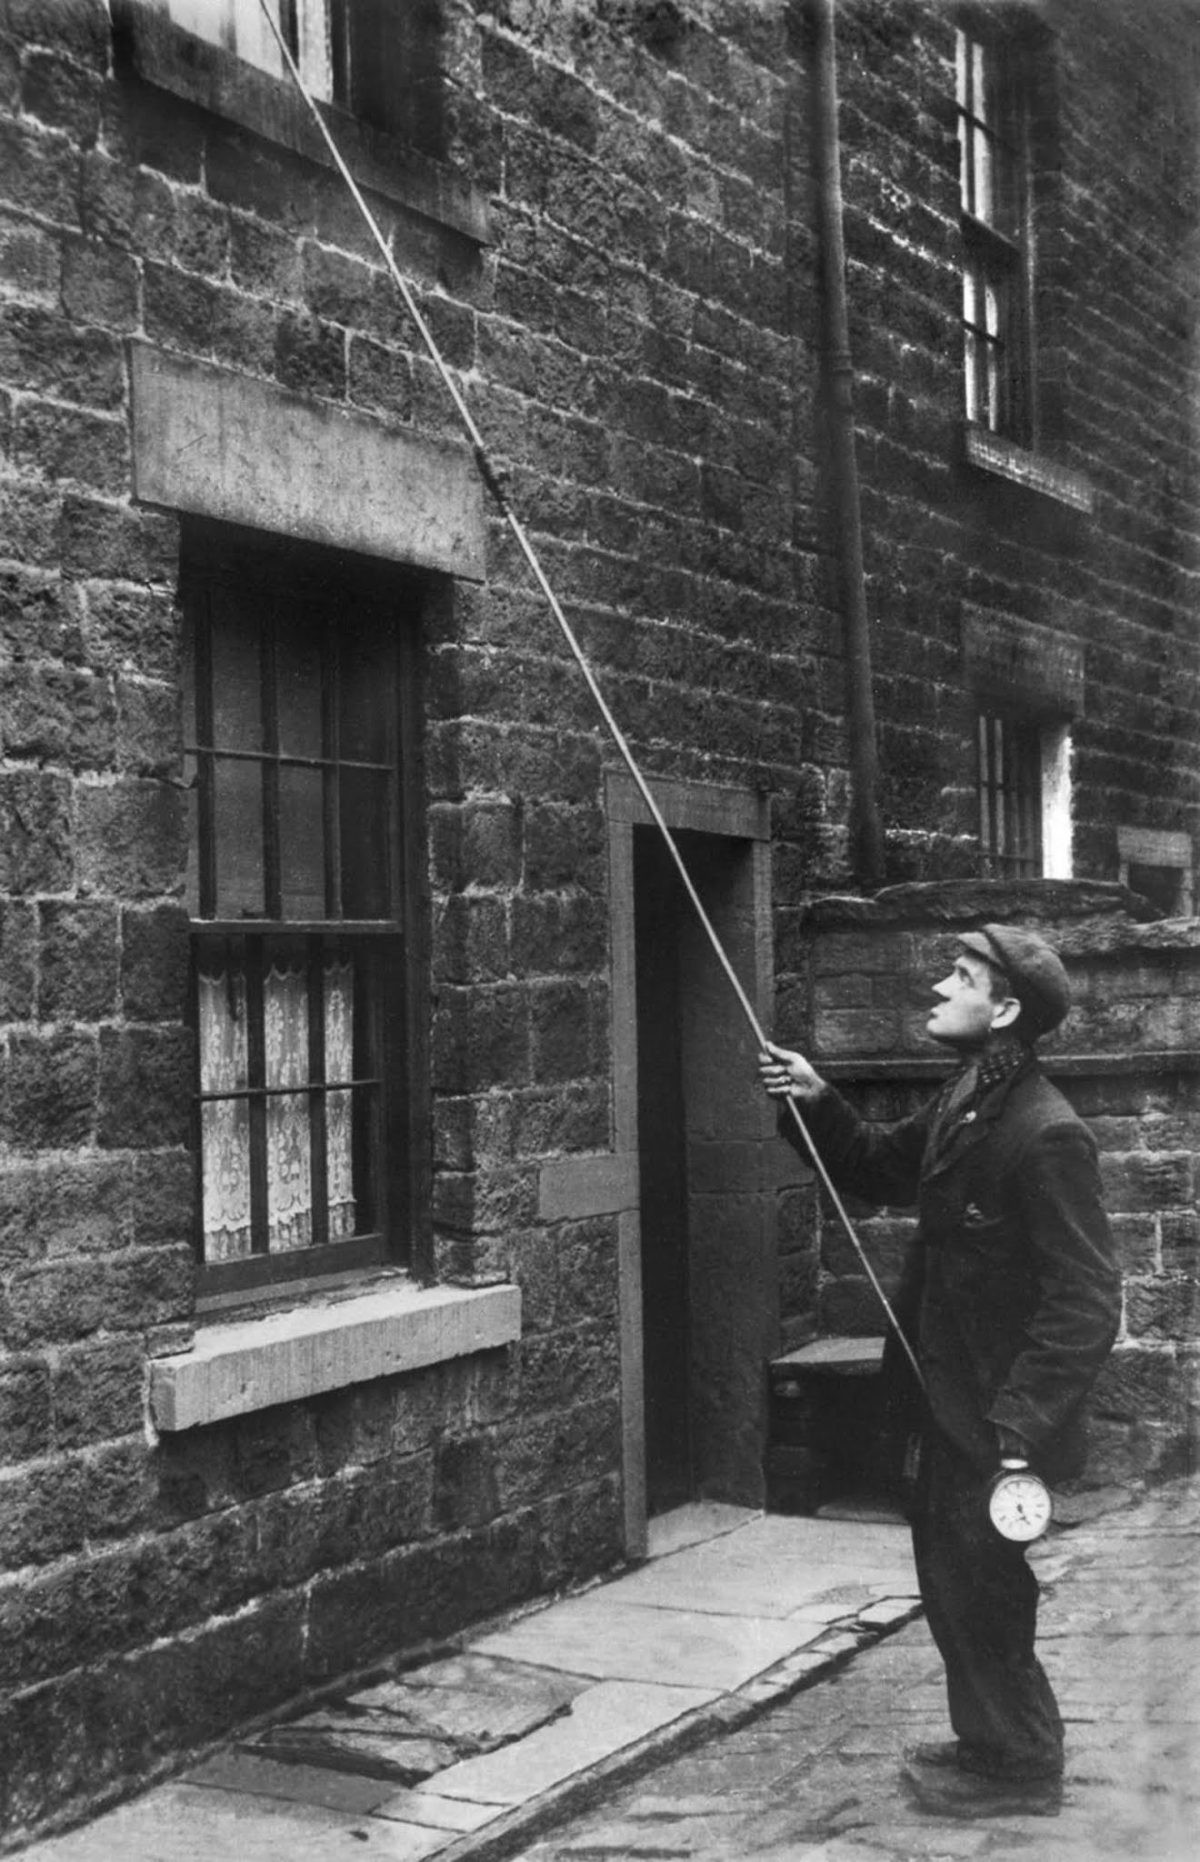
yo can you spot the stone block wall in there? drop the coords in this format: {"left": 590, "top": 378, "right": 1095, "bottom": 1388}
{"left": 0, "top": 0, "right": 815, "bottom": 1843}
{"left": 827, "top": 0, "right": 1200, "bottom": 883}
{"left": 777, "top": 880, "right": 1200, "bottom": 1489}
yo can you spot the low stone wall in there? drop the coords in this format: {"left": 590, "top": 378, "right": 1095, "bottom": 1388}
{"left": 776, "top": 880, "right": 1200, "bottom": 1489}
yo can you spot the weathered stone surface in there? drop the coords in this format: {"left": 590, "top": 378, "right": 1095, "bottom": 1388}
{"left": 250, "top": 1712, "right": 456, "bottom": 1784}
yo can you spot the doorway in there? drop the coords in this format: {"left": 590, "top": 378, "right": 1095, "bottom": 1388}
{"left": 627, "top": 810, "right": 776, "bottom": 1523}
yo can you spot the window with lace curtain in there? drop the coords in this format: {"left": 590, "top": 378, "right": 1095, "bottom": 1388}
{"left": 183, "top": 526, "right": 426, "bottom": 1298}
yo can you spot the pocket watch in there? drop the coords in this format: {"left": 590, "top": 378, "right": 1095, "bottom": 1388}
{"left": 987, "top": 1463, "right": 1053, "bottom": 1543}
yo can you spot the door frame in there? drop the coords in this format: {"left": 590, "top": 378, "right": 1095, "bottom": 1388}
{"left": 606, "top": 771, "right": 775, "bottom": 1559}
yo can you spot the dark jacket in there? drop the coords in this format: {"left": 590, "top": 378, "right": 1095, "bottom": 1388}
{"left": 785, "top": 1054, "right": 1122, "bottom": 1482}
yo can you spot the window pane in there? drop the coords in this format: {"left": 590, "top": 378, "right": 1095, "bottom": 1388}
{"left": 265, "top": 964, "right": 312, "bottom": 1250}
{"left": 340, "top": 770, "right": 392, "bottom": 916}
{"left": 213, "top": 758, "right": 265, "bottom": 916}
{"left": 279, "top": 765, "right": 327, "bottom": 917}
{"left": 326, "top": 957, "right": 357, "bottom": 1235}
{"left": 340, "top": 629, "right": 394, "bottom": 763}
{"left": 277, "top": 615, "right": 324, "bottom": 758}
{"left": 198, "top": 966, "right": 252, "bottom": 1261}
{"left": 973, "top": 131, "right": 994, "bottom": 225}
{"left": 211, "top": 611, "right": 262, "bottom": 752}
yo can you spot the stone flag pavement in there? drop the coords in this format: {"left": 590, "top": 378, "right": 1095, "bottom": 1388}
{"left": 22, "top": 1476, "right": 1200, "bottom": 1861}
{"left": 518, "top": 1474, "right": 1200, "bottom": 1862}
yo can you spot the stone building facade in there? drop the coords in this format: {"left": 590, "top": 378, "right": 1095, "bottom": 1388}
{"left": 0, "top": 0, "right": 1196, "bottom": 1845}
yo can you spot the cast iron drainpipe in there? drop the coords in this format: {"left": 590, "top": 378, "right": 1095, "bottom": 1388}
{"left": 809, "top": 0, "right": 886, "bottom": 888}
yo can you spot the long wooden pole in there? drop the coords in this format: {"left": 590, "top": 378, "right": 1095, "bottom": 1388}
{"left": 255, "top": 0, "right": 925, "bottom": 1393}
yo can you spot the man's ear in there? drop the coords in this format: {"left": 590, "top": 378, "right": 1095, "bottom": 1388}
{"left": 990, "top": 995, "right": 1021, "bottom": 1031}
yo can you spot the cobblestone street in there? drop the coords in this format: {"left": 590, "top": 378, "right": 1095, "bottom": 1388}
{"left": 516, "top": 1479, "right": 1200, "bottom": 1862}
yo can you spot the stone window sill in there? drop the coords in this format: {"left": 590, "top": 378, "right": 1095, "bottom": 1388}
{"left": 148, "top": 1279, "right": 521, "bottom": 1431}
{"left": 111, "top": 0, "right": 490, "bottom": 247}
{"left": 964, "top": 427, "right": 1095, "bottom": 514}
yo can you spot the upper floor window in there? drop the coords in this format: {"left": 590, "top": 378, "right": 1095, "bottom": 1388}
{"left": 956, "top": 22, "right": 1034, "bottom": 445}
{"left": 182, "top": 527, "right": 427, "bottom": 1300}
{"left": 155, "top": 0, "right": 443, "bottom": 146}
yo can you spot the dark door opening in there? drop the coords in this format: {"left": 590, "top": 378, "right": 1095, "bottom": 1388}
{"left": 634, "top": 827, "right": 693, "bottom": 1516}
{"left": 632, "top": 819, "right": 772, "bottom": 1520}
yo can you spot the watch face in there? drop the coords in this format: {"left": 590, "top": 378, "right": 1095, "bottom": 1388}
{"left": 988, "top": 1472, "right": 1053, "bottom": 1542}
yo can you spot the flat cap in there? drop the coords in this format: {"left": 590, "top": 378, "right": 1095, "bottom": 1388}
{"left": 956, "top": 923, "right": 1071, "bottom": 1037}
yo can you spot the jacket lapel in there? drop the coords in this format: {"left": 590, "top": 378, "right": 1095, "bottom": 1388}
{"left": 922, "top": 1054, "right": 1032, "bottom": 1185}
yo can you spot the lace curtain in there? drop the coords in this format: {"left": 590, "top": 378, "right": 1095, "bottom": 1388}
{"left": 199, "top": 960, "right": 356, "bottom": 1262}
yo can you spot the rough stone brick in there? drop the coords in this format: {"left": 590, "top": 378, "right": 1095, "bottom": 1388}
{"left": 0, "top": 304, "right": 125, "bottom": 411}
{"left": 519, "top": 1324, "right": 617, "bottom": 1414}
{"left": 9, "top": 0, "right": 110, "bottom": 70}
{"left": 81, "top": 1440, "right": 155, "bottom": 1543}
{"left": 120, "top": 903, "right": 188, "bottom": 1021}
{"left": 0, "top": 480, "right": 60, "bottom": 565}
{"left": 12, "top": 401, "right": 129, "bottom": 498}
{"left": 555, "top": 1217, "right": 620, "bottom": 1325}
{"left": 813, "top": 1006, "right": 904, "bottom": 1058}
{"left": 0, "top": 1155, "right": 137, "bottom": 1265}
{"left": 0, "top": 567, "right": 84, "bottom": 663}
{"left": 429, "top": 799, "right": 522, "bottom": 892}
{"left": 1109, "top": 1212, "right": 1160, "bottom": 1275}
{"left": 81, "top": 582, "right": 179, "bottom": 679}
{"left": 0, "top": 212, "right": 60, "bottom": 303}
{"left": 510, "top": 891, "right": 607, "bottom": 975}
{"left": 274, "top": 310, "right": 347, "bottom": 399}
{"left": 75, "top": 779, "right": 186, "bottom": 899}
{"left": 0, "top": 1459, "right": 88, "bottom": 1569}
{"left": 529, "top": 978, "right": 601, "bottom": 1083}
{"left": 58, "top": 496, "right": 178, "bottom": 585}
{"left": 434, "top": 1434, "right": 500, "bottom": 1530}
{"left": 523, "top": 803, "right": 605, "bottom": 892}
{"left": 0, "top": 901, "right": 37, "bottom": 1020}
{"left": 0, "top": 1361, "right": 53, "bottom": 1463}
{"left": 52, "top": 1340, "right": 145, "bottom": 1449}
{"left": 1125, "top": 1277, "right": 1200, "bottom": 1341}
{"left": 431, "top": 984, "right": 530, "bottom": 1093}
{"left": 0, "top": 1244, "right": 194, "bottom": 1349}
{"left": 2, "top": 663, "right": 117, "bottom": 768}
{"left": 60, "top": 237, "right": 139, "bottom": 330}
{"left": 1102, "top": 1151, "right": 1194, "bottom": 1214}
{"left": 131, "top": 1150, "right": 194, "bottom": 1247}
{"left": 228, "top": 214, "right": 305, "bottom": 302}
{"left": 1, "top": 1031, "right": 97, "bottom": 1150}
{"left": 509, "top": 1081, "right": 610, "bottom": 1155}
{"left": 1162, "top": 1210, "right": 1200, "bottom": 1271}
{"left": 346, "top": 334, "right": 414, "bottom": 418}
{"left": 38, "top": 901, "right": 119, "bottom": 1021}
{"left": 0, "top": 118, "right": 79, "bottom": 228}
{"left": 114, "top": 675, "right": 181, "bottom": 777}
{"left": 432, "top": 892, "right": 509, "bottom": 983}
{"left": 97, "top": 1026, "right": 192, "bottom": 1149}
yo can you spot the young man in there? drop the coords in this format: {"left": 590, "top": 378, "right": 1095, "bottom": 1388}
{"left": 760, "top": 924, "right": 1121, "bottom": 1819}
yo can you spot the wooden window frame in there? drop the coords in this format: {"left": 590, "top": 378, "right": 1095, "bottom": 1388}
{"left": 957, "top": 19, "right": 1037, "bottom": 448}
{"left": 182, "top": 524, "right": 429, "bottom": 1303}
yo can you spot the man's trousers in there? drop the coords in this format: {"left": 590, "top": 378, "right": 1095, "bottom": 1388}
{"left": 911, "top": 1430, "right": 1064, "bottom": 1780}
